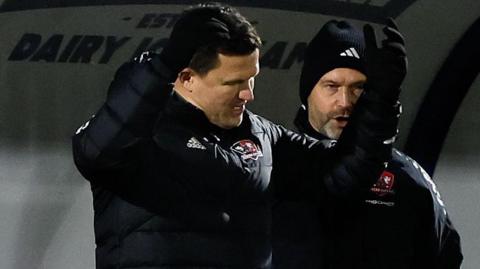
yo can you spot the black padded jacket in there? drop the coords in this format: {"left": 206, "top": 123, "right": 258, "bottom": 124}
{"left": 72, "top": 55, "right": 397, "bottom": 269}
{"left": 272, "top": 107, "right": 463, "bottom": 269}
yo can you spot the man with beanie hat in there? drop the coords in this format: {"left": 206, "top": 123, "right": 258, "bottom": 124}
{"left": 298, "top": 20, "right": 367, "bottom": 108}
{"left": 285, "top": 19, "right": 463, "bottom": 268}
{"left": 73, "top": 2, "right": 410, "bottom": 267}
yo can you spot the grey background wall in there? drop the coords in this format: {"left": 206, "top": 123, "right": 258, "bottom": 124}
{"left": 0, "top": 1, "right": 478, "bottom": 268}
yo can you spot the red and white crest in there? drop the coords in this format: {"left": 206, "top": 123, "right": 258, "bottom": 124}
{"left": 231, "top": 139, "right": 263, "bottom": 160}
{"left": 370, "top": 171, "right": 395, "bottom": 196}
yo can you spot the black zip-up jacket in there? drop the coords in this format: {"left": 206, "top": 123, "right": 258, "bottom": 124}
{"left": 273, "top": 107, "right": 463, "bottom": 269}
{"left": 72, "top": 55, "right": 399, "bottom": 269}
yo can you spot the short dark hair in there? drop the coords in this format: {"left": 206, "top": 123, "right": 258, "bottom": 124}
{"left": 186, "top": 3, "right": 262, "bottom": 75}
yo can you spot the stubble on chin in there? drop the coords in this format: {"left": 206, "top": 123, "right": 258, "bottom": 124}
{"left": 322, "top": 121, "right": 343, "bottom": 140}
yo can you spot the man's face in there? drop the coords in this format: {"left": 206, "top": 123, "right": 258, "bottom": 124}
{"left": 188, "top": 49, "right": 259, "bottom": 129}
{"left": 307, "top": 68, "right": 366, "bottom": 139}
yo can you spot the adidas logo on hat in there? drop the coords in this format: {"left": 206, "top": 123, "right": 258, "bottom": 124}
{"left": 340, "top": 47, "right": 360, "bottom": 59}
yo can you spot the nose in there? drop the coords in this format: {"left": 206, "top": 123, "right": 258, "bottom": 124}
{"left": 337, "top": 87, "right": 354, "bottom": 108}
{"left": 239, "top": 79, "right": 255, "bottom": 102}
{"left": 239, "top": 88, "right": 254, "bottom": 102}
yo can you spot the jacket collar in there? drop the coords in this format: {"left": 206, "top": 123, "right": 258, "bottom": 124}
{"left": 294, "top": 105, "right": 331, "bottom": 141}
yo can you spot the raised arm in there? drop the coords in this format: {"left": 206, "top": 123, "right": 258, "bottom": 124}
{"left": 325, "top": 18, "right": 408, "bottom": 195}
{"left": 271, "top": 19, "right": 407, "bottom": 199}
{"left": 72, "top": 53, "right": 173, "bottom": 182}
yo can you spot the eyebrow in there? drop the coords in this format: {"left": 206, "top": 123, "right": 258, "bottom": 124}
{"left": 351, "top": 81, "right": 366, "bottom": 87}
{"left": 320, "top": 79, "right": 365, "bottom": 86}
{"left": 320, "top": 79, "right": 340, "bottom": 85}
{"left": 222, "top": 79, "right": 245, "bottom": 85}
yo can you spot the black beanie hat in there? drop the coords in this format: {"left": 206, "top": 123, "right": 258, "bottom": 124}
{"left": 299, "top": 20, "right": 366, "bottom": 105}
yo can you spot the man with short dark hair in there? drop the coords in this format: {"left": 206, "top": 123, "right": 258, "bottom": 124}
{"left": 72, "top": 3, "right": 404, "bottom": 268}
{"left": 276, "top": 19, "right": 463, "bottom": 268}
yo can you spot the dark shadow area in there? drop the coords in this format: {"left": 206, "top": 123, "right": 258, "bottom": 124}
{"left": 404, "top": 17, "right": 480, "bottom": 176}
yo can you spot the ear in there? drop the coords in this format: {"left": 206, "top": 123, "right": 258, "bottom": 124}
{"left": 178, "top": 67, "right": 196, "bottom": 91}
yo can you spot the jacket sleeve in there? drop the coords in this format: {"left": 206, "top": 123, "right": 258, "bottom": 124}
{"left": 71, "top": 54, "right": 179, "bottom": 211}
{"left": 72, "top": 54, "right": 257, "bottom": 215}
{"left": 72, "top": 53, "right": 173, "bottom": 173}
{"left": 404, "top": 154, "right": 463, "bottom": 268}
{"left": 437, "top": 216, "right": 463, "bottom": 269}
{"left": 418, "top": 165, "right": 463, "bottom": 268}
{"left": 324, "top": 91, "right": 401, "bottom": 196}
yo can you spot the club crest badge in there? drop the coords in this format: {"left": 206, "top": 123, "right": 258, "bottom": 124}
{"left": 231, "top": 139, "right": 263, "bottom": 160}
{"left": 370, "top": 171, "right": 395, "bottom": 196}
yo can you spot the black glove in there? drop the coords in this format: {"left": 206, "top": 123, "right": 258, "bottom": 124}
{"left": 363, "top": 18, "right": 408, "bottom": 103}
{"left": 158, "top": 7, "right": 233, "bottom": 76}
